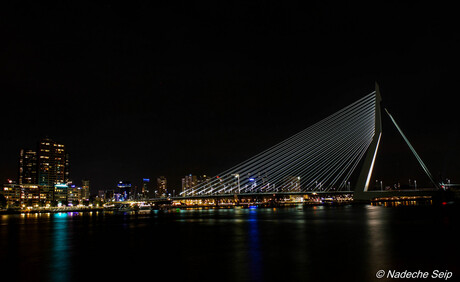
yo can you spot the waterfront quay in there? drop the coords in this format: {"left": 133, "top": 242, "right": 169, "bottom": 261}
{"left": 0, "top": 205, "right": 103, "bottom": 214}
{"left": 91, "top": 192, "right": 355, "bottom": 212}
{"left": 170, "top": 191, "right": 353, "bottom": 208}
{"left": 3, "top": 189, "right": 455, "bottom": 214}
{"left": 1, "top": 192, "right": 353, "bottom": 213}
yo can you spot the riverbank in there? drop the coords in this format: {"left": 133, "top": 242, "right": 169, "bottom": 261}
{"left": 0, "top": 206, "right": 103, "bottom": 214}
{"left": 3, "top": 198, "right": 446, "bottom": 214}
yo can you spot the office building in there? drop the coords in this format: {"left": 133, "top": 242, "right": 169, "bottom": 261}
{"left": 21, "top": 184, "right": 41, "bottom": 207}
{"left": 182, "top": 174, "right": 197, "bottom": 195}
{"left": 116, "top": 181, "right": 131, "bottom": 201}
{"left": 67, "top": 184, "right": 80, "bottom": 205}
{"left": 81, "top": 179, "right": 90, "bottom": 201}
{"left": 1, "top": 183, "right": 21, "bottom": 207}
{"left": 54, "top": 184, "right": 68, "bottom": 205}
{"left": 37, "top": 137, "right": 68, "bottom": 187}
{"left": 18, "top": 149, "right": 37, "bottom": 184}
{"left": 157, "top": 176, "right": 167, "bottom": 198}
{"left": 16, "top": 137, "right": 70, "bottom": 204}
{"left": 182, "top": 174, "right": 208, "bottom": 196}
{"left": 140, "top": 178, "right": 150, "bottom": 199}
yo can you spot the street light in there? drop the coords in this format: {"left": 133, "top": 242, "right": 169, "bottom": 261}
{"left": 232, "top": 174, "right": 240, "bottom": 194}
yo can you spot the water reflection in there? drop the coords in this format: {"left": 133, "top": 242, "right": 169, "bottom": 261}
{"left": 50, "top": 213, "right": 70, "bottom": 282}
{"left": 248, "top": 209, "right": 263, "bottom": 282}
{"left": 371, "top": 199, "right": 433, "bottom": 207}
{"left": 365, "top": 206, "right": 390, "bottom": 276}
{"left": 1, "top": 206, "right": 458, "bottom": 282}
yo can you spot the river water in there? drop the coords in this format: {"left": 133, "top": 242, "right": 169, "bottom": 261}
{"left": 1, "top": 204, "right": 458, "bottom": 282}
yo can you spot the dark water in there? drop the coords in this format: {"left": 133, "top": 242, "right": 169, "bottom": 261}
{"left": 1, "top": 205, "right": 459, "bottom": 282}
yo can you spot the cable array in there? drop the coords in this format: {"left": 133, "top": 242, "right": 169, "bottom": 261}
{"left": 181, "top": 92, "right": 377, "bottom": 196}
{"left": 384, "top": 108, "right": 439, "bottom": 189}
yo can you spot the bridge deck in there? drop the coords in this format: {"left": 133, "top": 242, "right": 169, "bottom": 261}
{"left": 354, "top": 189, "right": 439, "bottom": 201}
{"left": 150, "top": 189, "right": 439, "bottom": 202}
{"left": 171, "top": 191, "right": 354, "bottom": 200}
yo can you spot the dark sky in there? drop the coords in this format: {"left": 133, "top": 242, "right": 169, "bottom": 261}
{"left": 1, "top": 1, "right": 457, "bottom": 192}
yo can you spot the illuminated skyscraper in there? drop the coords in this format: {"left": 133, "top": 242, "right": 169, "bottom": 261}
{"left": 182, "top": 174, "right": 197, "bottom": 195}
{"left": 141, "top": 178, "right": 151, "bottom": 199}
{"left": 181, "top": 174, "right": 208, "bottom": 196}
{"left": 17, "top": 137, "right": 70, "bottom": 204}
{"left": 81, "top": 179, "right": 90, "bottom": 201}
{"left": 116, "top": 181, "right": 131, "bottom": 201}
{"left": 37, "top": 138, "right": 68, "bottom": 187}
{"left": 157, "top": 176, "right": 167, "bottom": 198}
{"left": 18, "top": 149, "right": 37, "bottom": 184}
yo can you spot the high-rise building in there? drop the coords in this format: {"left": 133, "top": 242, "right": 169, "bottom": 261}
{"left": 181, "top": 174, "right": 208, "bottom": 196}
{"left": 17, "top": 137, "right": 70, "bottom": 204}
{"left": 157, "top": 176, "right": 167, "bottom": 198}
{"left": 81, "top": 179, "right": 90, "bottom": 201}
{"left": 182, "top": 174, "right": 197, "bottom": 195}
{"left": 141, "top": 178, "right": 150, "bottom": 199}
{"left": 37, "top": 137, "right": 68, "bottom": 187}
{"left": 116, "top": 181, "right": 131, "bottom": 201}
{"left": 18, "top": 149, "right": 37, "bottom": 184}
{"left": 65, "top": 154, "right": 70, "bottom": 185}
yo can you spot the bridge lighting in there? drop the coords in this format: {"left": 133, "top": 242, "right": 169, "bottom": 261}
{"left": 385, "top": 108, "right": 439, "bottom": 189}
{"left": 181, "top": 91, "right": 379, "bottom": 196}
{"left": 232, "top": 173, "right": 241, "bottom": 194}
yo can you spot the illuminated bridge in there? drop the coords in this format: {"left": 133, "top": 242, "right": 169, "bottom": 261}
{"left": 177, "top": 83, "right": 442, "bottom": 202}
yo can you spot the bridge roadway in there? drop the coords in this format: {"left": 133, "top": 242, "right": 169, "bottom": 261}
{"left": 171, "top": 191, "right": 353, "bottom": 201}
{"left": 353, "top": 189, "right": 440, "bottom": 202}
{"left": 148, "top": 189, "right": 445, "bottom": 203}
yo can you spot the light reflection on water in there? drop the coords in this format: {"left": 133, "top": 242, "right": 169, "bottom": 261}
{"left": 0, "top": 205, "right": 458, "bottom": 282}
{"left": 365, "top": 205, "right": 391, "bottom": 275}
{"left": 248, "top": 209, "right": 262, "bottom": 282}
{"left": 50, "top": 213, "right": 70, "bottom": 282}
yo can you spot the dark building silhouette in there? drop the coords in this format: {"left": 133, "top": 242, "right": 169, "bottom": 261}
{"left": 18, "top": 149, "right": 37, "bottom": 184}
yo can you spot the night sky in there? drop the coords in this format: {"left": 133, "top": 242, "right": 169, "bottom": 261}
{"left": 1, "top": 1, "right": 457, "bottom": 193}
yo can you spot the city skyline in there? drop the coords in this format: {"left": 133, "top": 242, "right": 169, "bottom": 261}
{"left": 3, "top": 99, "right": 456, "bottom": 196}
{"left": 1, "top": 2, "right": 458, "bottom": 191}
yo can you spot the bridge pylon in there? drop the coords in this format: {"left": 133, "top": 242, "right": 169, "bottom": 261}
{"left": 354, "top": 82, "right": 382, "bottom": 198}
